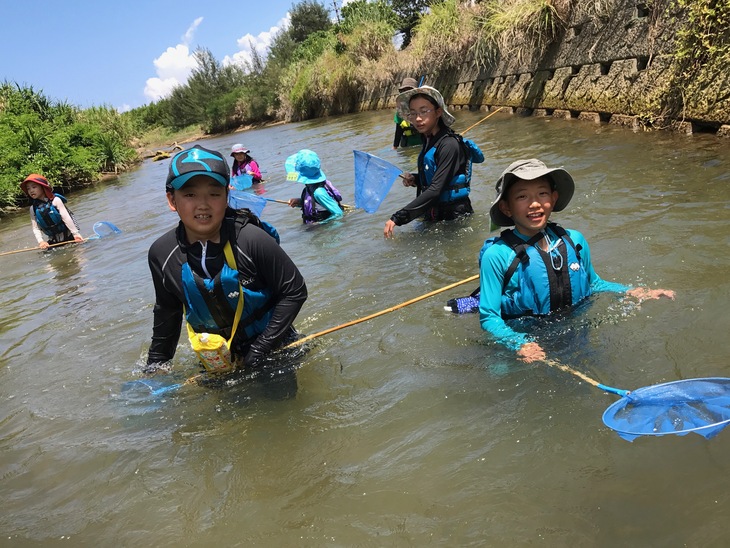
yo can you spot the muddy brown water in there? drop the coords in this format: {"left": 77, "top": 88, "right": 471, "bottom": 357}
{"left": 1, "top": 110, "right": 729, "bottom": 546}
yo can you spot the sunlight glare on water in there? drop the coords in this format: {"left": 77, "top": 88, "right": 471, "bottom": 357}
{"left": 1, "top": 110, "right": 730, "bottom": 545}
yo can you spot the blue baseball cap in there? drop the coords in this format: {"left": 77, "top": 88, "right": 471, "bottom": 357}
{"left": 166, "top": 145, "right": 230, "bottom": 191}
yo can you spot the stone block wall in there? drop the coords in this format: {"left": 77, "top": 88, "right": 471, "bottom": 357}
{"left": 361, "top": 0, "right": 730, "bottom": 136}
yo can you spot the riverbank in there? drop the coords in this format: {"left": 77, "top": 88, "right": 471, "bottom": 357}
{"left": 133, "top": 119, "right": 288, "bottom": 161}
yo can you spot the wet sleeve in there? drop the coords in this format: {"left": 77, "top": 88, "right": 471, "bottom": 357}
{"left": 390, "top": 137, "right": 462, "bottom": 225}
{"left": 246, "top": 160, "right": 262, "bottom": 181}
{"left": 479, "top": 245, "right": 534, "bottom": 351}
{"left": 393, "top": 120, "right": 404, "bottom": 148}
{"left": 29, "top": 207, "right": 44, "bottom": 244}
{"left": 146, "top": 245, "right": 183, "bottom": 365}
{"left": 53, "top": 197, "right": 81, "bottom": 237}
{"left": 238, "top": 225, "right": 307, "bottom": 363}
{"left": 312, "top": 187, "right": 343, "bottom": 222}
{"left": 569, "top": 230, "right": 630, "bottom": 294}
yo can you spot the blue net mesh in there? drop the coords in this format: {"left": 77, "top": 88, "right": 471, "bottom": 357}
{"left": 353, "top": 150, "right": 402, "bottom": 213}
{"left": 228, "top": 189, "right": 267, "bottom": 217}
{"left": 91, "top": 221, "right": 122, "bottom": 239}
{"left": 230, "top": 174, "right": 253, "bottom": 191}
{"left": 602, "top": 377, "right": 730, "bottom": 441}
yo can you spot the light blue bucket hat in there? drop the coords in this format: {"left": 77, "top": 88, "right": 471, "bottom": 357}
{"left": 285, "top": 149, "right": 326, "bottom": 184}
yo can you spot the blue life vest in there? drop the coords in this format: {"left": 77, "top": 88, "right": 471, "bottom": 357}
{"left": 420, "top": 133, "right": 484, "bottom": 203}
{"left": 482, "top": 223, "right": 591, "bottom": 318}
{"left": 300, "top": 181, "right": 343, "bottom": 224}
{"left": 182, "top": 241, "right": 274, "bottom": 343}
{"left": 32, "top": 194, "right": 76, "bottom": 237}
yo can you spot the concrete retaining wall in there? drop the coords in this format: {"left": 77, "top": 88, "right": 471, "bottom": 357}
{"left": 361, "top": 0, "right": 730, "bottom": 137}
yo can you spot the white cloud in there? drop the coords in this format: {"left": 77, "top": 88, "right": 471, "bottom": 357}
{"left": 182, "top": 17, "right": 203, "bottom": 45}
{"left": 144, "top": 18, "right": 203, "bottom": 102}
{"left": 222, "top": 14, "right": 290, "bottom": 70}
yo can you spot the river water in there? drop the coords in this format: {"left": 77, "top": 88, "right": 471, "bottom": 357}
{"left": 1, "top": 110, "right": 729, "bottom": 546}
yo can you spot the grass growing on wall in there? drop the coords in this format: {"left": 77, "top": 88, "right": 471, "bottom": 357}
{"left": 409, "top": 0, "right": 480, "bottom": 68}
{"left": 471, "top": 0, "right": 565, "bottom": 66}
{"left": 665, "top": 0, "right": 730, "bottom": 120}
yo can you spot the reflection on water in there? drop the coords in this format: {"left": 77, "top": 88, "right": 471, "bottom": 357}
{"left": 1, "top": 111, "right": 730, "bottom": 545}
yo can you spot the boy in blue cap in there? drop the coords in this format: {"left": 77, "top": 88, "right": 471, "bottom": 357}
{"left": 286, "top": 149, "right": 344, "bottom": 224}
{"left": 145, "top": 145, "right": 307, "bottom": 376}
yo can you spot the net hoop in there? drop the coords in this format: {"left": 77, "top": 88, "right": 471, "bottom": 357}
{"left": 602, "top": 377, "right": 730, "bottom": 441}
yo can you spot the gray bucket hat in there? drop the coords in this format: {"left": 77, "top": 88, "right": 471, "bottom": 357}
{"left": 489, "top": 159, "right": 575, "bottom": 227}
{"left": 396, "top": 86, "right": 455, "bottom": 127}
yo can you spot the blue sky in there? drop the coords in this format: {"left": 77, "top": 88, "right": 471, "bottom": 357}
{"left": 0, "top": 0, "right": 334, "bottom": 111}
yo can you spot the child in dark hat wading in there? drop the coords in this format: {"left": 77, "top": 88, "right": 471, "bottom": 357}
{"left": 392, "top": 77, "right": 422, "bottom": 149}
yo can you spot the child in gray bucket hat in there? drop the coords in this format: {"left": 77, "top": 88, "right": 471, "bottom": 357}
{"left": 384, "top": 85, "right": 483, "bottom": 238}
{"left": 448, "top": 159, "right": 675, "bottom": 363}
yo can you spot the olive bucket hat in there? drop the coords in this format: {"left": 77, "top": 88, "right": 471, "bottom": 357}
{"left": 489, "top": 159, "right": 575, "bottom": 227}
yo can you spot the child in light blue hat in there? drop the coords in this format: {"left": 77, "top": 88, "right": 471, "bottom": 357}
{"left": 286, "top": 149, "right": 344, "bottom": 224}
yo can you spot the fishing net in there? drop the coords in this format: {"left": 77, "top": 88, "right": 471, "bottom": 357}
{"left": 230, "top": 174, "right": 253, "bottom": 191}
{"left": 602, "top": 377, "right": 730, "bottom": 441}
{"left": 228, "top": 189, "right": 267, "bottom": 217}
{"left": 353, "top": 150, "right": 402, "bottom": 213}
{"left": 90, "top": 221, "right": 122, "bottom": 239}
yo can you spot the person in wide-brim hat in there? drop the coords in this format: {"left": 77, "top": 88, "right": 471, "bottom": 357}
{"left": 230, "top": 143, "right": 263, "bottom": 185}
{"left": 384, "top": 85, "right": 478, "bottom": 238}
{"left": 396, "top": 85, "right": 455, "bottom": 128}
{"left": 472, "top": 157, "right": 676, "bottom": 366}
{"left": 489, "top": 159, "right": 575, "bottom": 227}
{"left": 285, "top": 149, "right": 345, "bottom": 224}
{"left": 392, "top": 78, "right": 423, "bottom": 149}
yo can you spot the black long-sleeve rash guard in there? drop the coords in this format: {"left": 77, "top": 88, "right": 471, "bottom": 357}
{"left": 390, "top": 126, "right": 467, "bottom": 226}
{"left": 146, "top": 212, "right": 307, "bottom": 366}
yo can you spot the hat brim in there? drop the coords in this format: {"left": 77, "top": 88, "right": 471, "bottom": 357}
{"left": 167, "top": 172, "right": 229, "bottom": 190}
{"left": 20, "top": 175, "right": 55, "bottom": 201}
{"left": 286, "top": 171, "right": 327, "bottom": 185}
{"left": 396, "top": 86, "right": 455, "bottom": 127}
{"left": 489, "top": 167, "right": 575, "bottom": 227}
{"left": 285, "top": 153, "right": 326, "bottom": 185}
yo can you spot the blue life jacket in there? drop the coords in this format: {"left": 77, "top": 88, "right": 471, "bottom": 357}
{"left": 182, "top": 242, "right": 274, "bottom": 343}
{"left": 446, "top": 224, "right": 591, "bottom": 316}
{"left": 300, "top": 181, "right": 343, "bottom": 224}
{"left": 420, "top": 133, "right": 484, "bottom": 203}
{"left": 481, "top": 223, "right": 591, "bottom": 318}
{"left": 32, "top": 194, "right": 76, "bottom": 237}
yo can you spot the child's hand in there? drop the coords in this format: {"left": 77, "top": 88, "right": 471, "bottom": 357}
{"left": 288, "top": 198, "right": 301, "bottom": 208}
{"left": 73, "top": 235, "right": 84, "bottom": 243}
{"left": 517, "top": 342, "right": 546, "bottom": 363}
{"left": 627, "top": 287, "right": 676, "bottom": 301}
{"left": 400, "top": 173, "right": 417, "bottom": 187}
{"left": 39, "top": 241, "right": 50, "bottom": 250}
{"left": 384, "top": 220, "right": 397, "bottom": 238}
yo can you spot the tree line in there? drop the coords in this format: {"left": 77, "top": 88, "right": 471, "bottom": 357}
{"left": 2, "top": 0, "right": 722, "bottom": 211}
